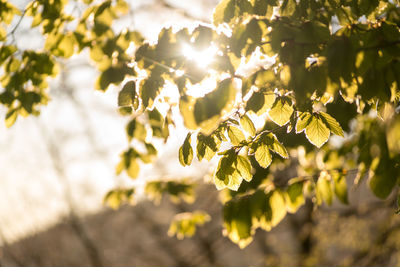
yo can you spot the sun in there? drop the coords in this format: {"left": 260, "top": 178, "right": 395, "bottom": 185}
{"left": 182, "top": 44, "right": 218, "bottom": 69}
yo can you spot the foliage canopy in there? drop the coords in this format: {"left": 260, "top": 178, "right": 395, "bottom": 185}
{"left": 1, "top": 0, "right": 400, "bottom": 248}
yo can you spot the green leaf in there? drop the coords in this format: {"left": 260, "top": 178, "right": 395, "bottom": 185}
{"left": 196, "top": 133, "right": 220, "bottom": 161}
{"left": 118, "top": 81, "right": 136, "bottom": 107}
{"left": 97, "top": 63, "right": 134, "bottom": 91}
{"left": 5, "top": 109, "right": 17, "bottom": 128}
{"left": 145, "top": 180, "right": 195, "bottom": 204}
{"left": 269, "top": 190, "right": 287, "bottom": 227}
{"left": 268, "top": 97, "right": 293, "bottom": 126}
{"left": 316, "top": 172, "right": 333, "bottom": 205}
{"left": 255, "top": 144, "right": 272, "bottom": 168}
{"left": 280, "top": 0, "right": 296, "bottom": 16}
{"left": 305, "top": 114, "right": 330, "bottom": 148}
{"left": 215, "top": 151, "right": 244, "bottom": 191}
{"left": 213, "top": 0, "right": 234, "bottom": 25}
{"left": 215, "top": 169, "right": 243, "bottom": 191}
{"left": 332, "top": 173, "right": 348, "bottom": 204}
{"left": 240, "top": 114, "right": 256, "bottom": 136}
{"left": 327, "top": 37, "right": 355, "bottom": 83}
{"left": 127, "top": 158, "right": 140, "bottom": 179}
{"left": 235, "top": 155, "right": 252, "bottom": 182}
{"left": 295, "top": 112, "right": 312, "bottom": 134}
{"left": 319, "top": 112, "right": 344, "bottom": 137}
{"left": 246, "top": 91, "right": 276, "bottom": 115}
{"left": 228, "top": 125, "right": 246, "bottom": 146}
{"left": 193, "top": 78, "right": 236, "bottom": 135}
{"left": 145, "top": 142, "right": 157, "bottom": 156}
{"left": 369, "top": 158, "right": 398, "bottom": 199}
{"left": 57, "top": 33, "right": 76, "bottom": 58}
{"left": 227, "top": 170, "right": 244, "bottom": 191}
{"left": 213, "top": 0, "right": 252, "bottom": 25}
{"left": 245, "top": 91, "right": 264, "bottom": 113}
{"left": 285, "top": 180, "right": 305, "bottom": 213}
{"left": 179, "top": 133, "right": 193, "bottom": 166}
{"left": 168, "top": 211, "right": 211, "bottom": 240}
{"left": 267, "top": 133, "right": 289, "bottom": 158}
{"left": 103, "top": 188, "right": 135, "bottom": 209}
{"left": 140, "top": 74, "right": 164, "bottom": 109}
{"left": 251, "top": 0, "right": 276, "bottom": 16}
{"left": 126, "top": 119, "right": 146, "bottom": 142}
{"left": 223, "top": 199, "right": 253, "bottom": 248}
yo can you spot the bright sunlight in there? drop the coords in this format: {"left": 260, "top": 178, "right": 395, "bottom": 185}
{"left": 182, "top": 43, "right": 218, "bottom": 69}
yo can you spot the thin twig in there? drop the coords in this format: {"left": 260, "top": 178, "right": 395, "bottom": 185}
{"left": 6, "top": 1, "right": 35, "bottom": 38}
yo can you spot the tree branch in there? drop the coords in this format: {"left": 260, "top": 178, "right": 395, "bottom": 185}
{"left": 6, "top": 1, "right": 35, "bottom": 40}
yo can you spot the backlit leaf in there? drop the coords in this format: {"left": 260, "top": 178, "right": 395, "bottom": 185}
{"left": 255, "top": 144, "right": 272, "bottom": 168}
{"left": 316, "top": 172, "right": 333, "bottom": 205}
{"left": 295, "top": 112, "right": 312, "bottom": 134}
{"left": 196, "top": 133, "right": 220, "bottom": 161}
{"left": 213, "top": 0, "right": 252, "bottom": 25}
{"left": 332, "top": 173, "right": 348, "bottom": 204}
{"left": 179, "top": 133, "right": 193, "bottom": 166}
{"left": 285, "top": 180, "right": 305, "bottom": 213}
{"left": 215, "top": 151, "right": 244, "bottom": 191}
{"left": 268, "top": 97, "right": 293, "bottom": 126}
{"left": 168, "top": 211, "right": 211, "bottom": 240}
{"left": 269, "top": 190, "right": 286, "bottom": 227}
{"left": 5, "top": 109, "right": 17, "bottom": 128}
{"left": 103, "top": 188, "right": 135, "bottom": 209}
{"left": 228, "top": 125, "right": 246, "bottom": 145}
{"left": 240, "top": 114, "right": 256, "bottom": 136}
{"left": 305, "top": 114, "right": 330, "bottom": 148}
{"left": 193, "top": 78, "right": 236, "bottom": 135}
{"left": 235, "top": 155, "right": 252, "bottom": 182}
{"left": 319, "top": 111, "right": 344, "bottom": 137}
{"left": 246, "top": 91, "right": 276, "bottom": 115}
{"left": 267, "top": 133, "right": 289, "bottom": 158}
{"left": 127, "top": 158, "right": 140, "bottom": 179}
{"left": 369, "top": 159, "right": 398, "bottom": 199}
{"left": 118, "top": 81, "right": 136, "bottom": 107}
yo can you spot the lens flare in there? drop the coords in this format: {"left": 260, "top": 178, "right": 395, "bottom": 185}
{"left": 182, "top": 44, "right": 218, "bottom": 68}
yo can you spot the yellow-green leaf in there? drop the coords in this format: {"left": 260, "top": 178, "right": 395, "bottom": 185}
{"left": 168, "top": 211, "right": 211, "bottom": 240}
{"left": 268, "top": 133, "right": 289, "bottom": 158}
{"left": 332, "top": 173, "right": 348, "bottom": 204}
{"left": 127, "top": 158, "right": 140, "bottom": 179}
{"left": 269, "top": 190, "right": 287, "bottom": 227}
{"left": 255, "top": 144, "right": 272, "bottom": 168}
{"left": 295, "top": 112, "right": 312, "bottom": 133}
{"left": 319, "top": 111, "right": 344, "bottom": 137}
{"left": 236, "top": 155, "right": 252, "bottom": 182}
{"left": 5, "top": 109, "right": 17, "bottom": 128}
{"left": 240, "top": 114, "right": 256, "bottom": 136}
{"left": 285, "top": 180, "right": 305, "bottom": 213}
{"left": 316, "top": 172, "right": 333, "bottom": 205}
{"left": 228, "top": 125, "right": 245, "bottom": 146}
{"left": 268, "top": 97, "right": 293, "bottom": 126}
{"left": 305, "top": 115, "right": 330, "bottom": 148}
{"left": 179, "top": 133, "right": 193, "bottom": 166}
{"left": 118, "top": 81, "right": 136, "bottom": 107}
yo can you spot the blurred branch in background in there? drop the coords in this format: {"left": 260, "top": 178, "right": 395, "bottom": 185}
{"left": 36, "top": 104, "right": 105, "bottom": 267}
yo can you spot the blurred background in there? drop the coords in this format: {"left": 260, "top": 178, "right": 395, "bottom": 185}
{"left": 1, "top": 1, "right": 400, "bottom": 266}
